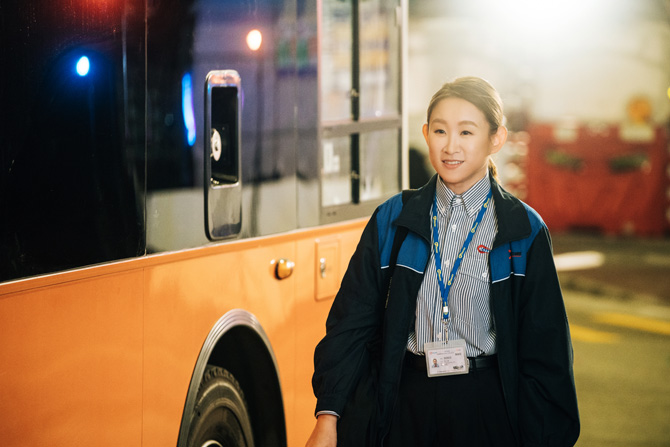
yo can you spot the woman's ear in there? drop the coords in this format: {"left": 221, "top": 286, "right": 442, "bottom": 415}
{"left": 422, "top": 123, "right": 430, "bottom": 145}
{"left": 490, "top": 125, "right": 508, "bottom": 155}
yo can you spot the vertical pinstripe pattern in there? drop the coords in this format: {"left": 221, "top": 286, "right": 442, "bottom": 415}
{"left": 408, "top": 175, "right": 498, "bottom": 357}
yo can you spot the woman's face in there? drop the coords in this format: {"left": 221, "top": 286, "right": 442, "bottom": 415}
{"left": 423, "top": 97, "right": 506, "bottom": 194}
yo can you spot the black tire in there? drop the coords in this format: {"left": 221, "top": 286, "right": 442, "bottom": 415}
{"left": 187, "top": 366, "right": 255, "bottom": 447}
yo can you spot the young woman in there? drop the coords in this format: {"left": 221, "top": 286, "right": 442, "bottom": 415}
{"left": 306, "top": 77, "right": 580, "bottom": 447}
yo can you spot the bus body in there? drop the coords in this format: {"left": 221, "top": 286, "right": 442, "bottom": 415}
{"left": 0, "top": 1, "right": 407, "bottom": 445}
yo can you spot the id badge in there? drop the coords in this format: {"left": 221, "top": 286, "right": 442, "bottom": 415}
{"left": 424, "top": 339, "right": 469, "bottom": 377}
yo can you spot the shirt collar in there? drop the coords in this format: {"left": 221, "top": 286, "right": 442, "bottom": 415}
{"left": 436, "top": 174, "right": 492, "bottom": 218}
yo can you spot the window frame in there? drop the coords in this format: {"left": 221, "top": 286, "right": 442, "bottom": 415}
{"left": 318, "top": 0, "right": 405, "bottom": 224}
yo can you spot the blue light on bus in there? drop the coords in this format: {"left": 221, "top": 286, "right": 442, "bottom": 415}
{"left": 76, "top": 56, "right": 90, "bottom": 76}
{"left": 182, "top": 73, "right": 196, "bottom": 146}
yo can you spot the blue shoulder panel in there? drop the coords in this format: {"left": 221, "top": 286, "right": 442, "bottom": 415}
{"left": 491, "top": 202, "right": 546, "bottom": 283}
{"left": 377, "top": 193, "right": 404, "bottom": 269}
{"left": 376, "top": 193, "right": 430, "bottom": 274}
{"left": 396, "top": 232, "right": 429, "bottom": 274}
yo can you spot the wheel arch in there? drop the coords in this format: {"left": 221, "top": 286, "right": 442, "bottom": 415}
{"left": 177, "top": 309, "right": 287, "bottom": 447}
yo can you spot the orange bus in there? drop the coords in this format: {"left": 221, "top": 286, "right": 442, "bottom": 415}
{"left": 0, "top": 1, "right": 407, "bottom": 446}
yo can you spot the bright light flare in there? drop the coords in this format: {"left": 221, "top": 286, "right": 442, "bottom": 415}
{"left": 487, "top": 0, "right": 603, "bottom": 48}
{"left": 246, "top": 29, "right": 262, "bottom": 51}
{"left": 181, "top": 73, "right": 196, "bottom": 146}
{"left": 492, "top": 0, "right": 599, "bottom": 29}
{"left": 76, "top": 56, "right": 90, "bottom": 76}
{"left": 554, "top": 251, "right": 605, "bottom": 272}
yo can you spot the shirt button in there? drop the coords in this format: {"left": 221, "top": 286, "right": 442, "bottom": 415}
{"left": 482, "top": 272, "right": 487, "bottom": 278}
{"left": 451, "top": 224, "right": 457, "bottom": 232}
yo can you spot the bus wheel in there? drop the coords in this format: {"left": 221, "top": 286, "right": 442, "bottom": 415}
{"left": 187, "top": 366, "right": 255, "bottom": 447}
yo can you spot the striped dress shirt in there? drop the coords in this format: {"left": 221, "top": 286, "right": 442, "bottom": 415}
{"left": 407, "top": 175, "right": 498, "bottom": 357}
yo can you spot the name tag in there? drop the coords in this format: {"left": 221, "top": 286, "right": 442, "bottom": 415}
{"left": 424, "top": 339, "right": 469, "bottom": 377}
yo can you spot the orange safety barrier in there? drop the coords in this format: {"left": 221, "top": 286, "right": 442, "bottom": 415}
{"left": 525, "top": 124, "right": 670, "bottom": 236}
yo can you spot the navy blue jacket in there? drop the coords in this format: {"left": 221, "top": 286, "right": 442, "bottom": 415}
{"left": 313, "top": 175, "right": 580, "bottom": 446}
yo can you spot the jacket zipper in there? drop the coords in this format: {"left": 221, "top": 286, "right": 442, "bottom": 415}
{"left": 384, "top": 277, "right": 392, "bottom": 309}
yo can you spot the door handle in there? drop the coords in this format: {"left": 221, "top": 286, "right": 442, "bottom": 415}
{"left": 274, "top": 258, "right": 295, "bottom": 280}
{"left": 319, "top": 257, "right": 327, "bottom": 278}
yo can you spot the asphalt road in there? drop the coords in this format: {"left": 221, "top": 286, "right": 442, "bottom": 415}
{"left": 550, "top": 233, "right": 670, "bottom": 446}
{"left": 552, "top": 233, "right": 670, "bottom": 304}
{"left": 564, "top": 289, "right": 670, "bottom": 447}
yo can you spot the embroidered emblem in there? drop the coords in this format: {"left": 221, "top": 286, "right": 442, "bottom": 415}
{"left": 477, "top": 245, "right": 491, "bottom": 254}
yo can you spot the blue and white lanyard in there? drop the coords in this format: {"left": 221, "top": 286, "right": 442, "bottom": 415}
{"left": 431, "top": 189, "right": 492, "bottom": 322}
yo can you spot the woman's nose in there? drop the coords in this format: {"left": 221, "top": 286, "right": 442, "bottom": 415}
{"left": 442, "top": 137, "right": 458, "bottom": 154}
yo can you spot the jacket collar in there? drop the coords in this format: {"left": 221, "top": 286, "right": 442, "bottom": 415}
{"left": 490, "top": 176, "right": 532, "bottom": 248}
{"left": 394, "top": 174, "right": 531, "bottom": 248}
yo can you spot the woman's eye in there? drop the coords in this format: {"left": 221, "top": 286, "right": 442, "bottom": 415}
{"left": 434, "top": 129, "right": 446, "bottom": 134}
{"left": 461, "top": 130, "right": 472, "bottom": 136}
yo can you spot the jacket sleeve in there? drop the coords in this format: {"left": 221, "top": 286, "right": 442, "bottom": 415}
{"left": 517, "top": 226, "right": 580, "bottom": 446}
{"left": 312, "top": 209, "right": 387, "bottom": 416}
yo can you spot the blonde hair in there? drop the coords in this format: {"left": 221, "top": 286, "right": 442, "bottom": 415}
{"left": 426, "top": 77, "right": 503, "bottom": 181}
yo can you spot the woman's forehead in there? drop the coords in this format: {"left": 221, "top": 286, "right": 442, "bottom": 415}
{"left": 430, "top": 97, "right": 487, "bottom": 124}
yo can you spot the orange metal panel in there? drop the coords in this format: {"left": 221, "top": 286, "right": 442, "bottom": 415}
{"left": 291, "top": 224, "right": 365, "bottom": 445}
{"left": 0, "top": 271, "right": 144, "bottom": 446}
{"left": 0, "top": 218, "right": 367, "bottom": 447}
{"left": 141, "top": 240, "right": 297, "bottom": 447}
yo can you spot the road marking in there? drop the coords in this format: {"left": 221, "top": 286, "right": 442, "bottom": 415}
{"left": 594, "top": 312, "right": 670, "bottom": 336}
{"left": 554, "top": 251, "right": 605, "bottom": 271}
{"left": 569, "top": 324, "right": 620, "bottom": 344}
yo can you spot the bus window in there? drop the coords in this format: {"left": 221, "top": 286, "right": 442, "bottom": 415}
{"left": 319, "top": 0, "right": 403, "bottom": 223}
{"left": 359, "top": 0, "right": 401, "bottom": 119}
{"left": 322, "top": 136, "right": 352, "bottom": 206}
{"left": 0, "top": 1, "right": 146, "bottom": 282}
{"left": 360, "top": 128, "right": 401, "bottom": 202}
{"left": 0, "top": 0, "right": 404, "bottom": 273}
{"left": 146, "top": 0, "right": 305, "bottom": 251}
{"left": 321, "top": 0, "right": 354, "bottom": 122}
